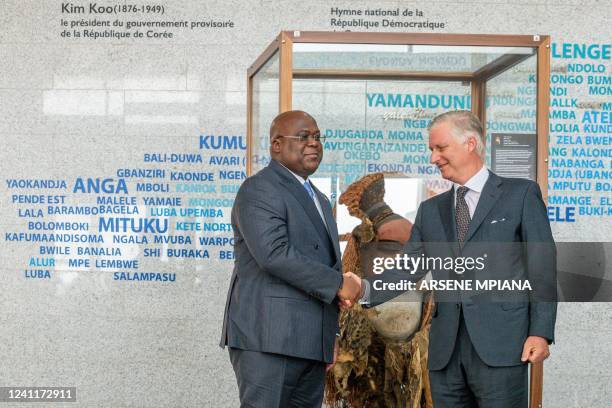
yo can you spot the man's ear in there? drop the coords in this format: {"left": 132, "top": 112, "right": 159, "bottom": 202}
{"left": 466, "top": 133, "right": 477, "bottom": 153}
{"left": 270, "top": 138, "right": 281, "bottom": 154}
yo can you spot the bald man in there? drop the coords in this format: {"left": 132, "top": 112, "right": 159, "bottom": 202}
{"left": 220, "top": 111, "right": 362, "bottom": 407}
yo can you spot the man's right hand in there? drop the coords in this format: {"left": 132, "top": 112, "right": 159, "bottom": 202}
{"left": 338, "top": 272, "right": 363, "bottom": 308}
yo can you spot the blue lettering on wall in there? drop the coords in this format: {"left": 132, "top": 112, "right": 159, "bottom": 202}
{"left": 6, "top": 179, "right": 67, "bottom": 189}
{"left": 113, "top": 272, "right": 176, "bottom": 282}
{"left": 547, "top": 206, "right": 576, "bottom": 222}
{"left": 199, "top": 135, "right": 247, "bottom": 150}
{"left": 73, "top": 178, "right": 128, "bottom": 194}
{"left": 551, "top": 43, "right": 611, "bottom": 60}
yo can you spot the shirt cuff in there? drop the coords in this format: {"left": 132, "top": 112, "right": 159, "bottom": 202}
{"left": 359, "top": 279, "right": 371, "bottom": 305}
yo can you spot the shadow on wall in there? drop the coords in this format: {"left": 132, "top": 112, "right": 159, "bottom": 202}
{"left": 557, "top": 242, "right": 611, "bottom": 301}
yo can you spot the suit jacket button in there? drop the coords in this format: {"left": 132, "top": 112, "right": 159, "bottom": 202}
{"left": 314, "top": 244, "right": 319, "bottom": 250}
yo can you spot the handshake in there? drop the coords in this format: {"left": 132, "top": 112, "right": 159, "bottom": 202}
{"left": 337, "top": 272, "right": 364, "bottom": 308}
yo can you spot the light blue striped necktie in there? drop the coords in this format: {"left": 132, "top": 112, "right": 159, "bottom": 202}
{"left": 303, "top": 180, "right": 316, "bottom": 200}
{"left": 304, "top": 180, "right": 329, "bottom": 230}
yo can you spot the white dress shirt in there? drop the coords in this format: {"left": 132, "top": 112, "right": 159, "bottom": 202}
{"left": 360, "top": 166, "right": 490, "bottom": 304}
{"left": 453, "top": 165, "right": 489, "bottom": 218}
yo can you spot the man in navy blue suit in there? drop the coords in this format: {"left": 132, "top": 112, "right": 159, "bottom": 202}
{"left": 220, "top": 111, "right": 362, "bottom": 407}
{"left": 350, "top": 110, "right": 557, "bottom": 407}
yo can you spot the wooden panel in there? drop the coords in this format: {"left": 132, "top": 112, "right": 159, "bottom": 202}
{"left": 279, "top": 32, "right": 293, "bottom": 112}
{"left": 536, "top": 37, "right": 551, "bottom": 200}
{"left": 471, "top": 80, "right": 484, "bottom": 118}
{"left": 473, "top": 52, "right": 536, "bottom": 81}
{"left": 287, "top": 31, "right": 547, "bottom": 47}
{"left": 246, "top": 75, "right": 253, "bottom": 176}
{"left": 293, "top": 69, "right": 473, "bottom": 82}
{"left": 471, "top": 79, "right": 486, "bottom": 140}
{"left": 247, "top": 35, "right": 280, "bottom": 78}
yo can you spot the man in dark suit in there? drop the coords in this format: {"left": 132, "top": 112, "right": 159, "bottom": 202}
{"left": 348, "top": 110, "right": 557, "bottom": 407}
{"left": 220, "top": 110, "right": 362, "bottom": 408}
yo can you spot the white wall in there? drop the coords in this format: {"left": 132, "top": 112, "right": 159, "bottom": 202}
{"left": 0, "top": 1, "right": 610, "bottom": 406}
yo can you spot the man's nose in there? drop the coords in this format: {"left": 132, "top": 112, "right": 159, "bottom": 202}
{"left": 430, "top": 151, "right": 438, "bottom": 164}
{"left": 306, "top": 137, "right": 320, "bottom": 147}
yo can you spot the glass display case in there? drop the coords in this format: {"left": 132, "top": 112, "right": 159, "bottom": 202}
{"left": 247, "top": 33, "right": 551, "bottom": 406}
{"left": 247, "top": 31, "right": 551, "bottom": 236}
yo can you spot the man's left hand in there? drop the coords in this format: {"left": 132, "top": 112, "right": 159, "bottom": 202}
{"left": 521, "top": 336, "right": 550, "bottom": 363}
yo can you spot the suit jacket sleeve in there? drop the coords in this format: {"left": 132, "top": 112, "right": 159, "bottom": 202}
{"left": 521, "top": 182, "right": 557, "bottom": 343}
{"left": 234, "top": 178, "right": 342, "bottom": 304}
{"left": 364, "top": 203, "right": 428, "bottom": 307}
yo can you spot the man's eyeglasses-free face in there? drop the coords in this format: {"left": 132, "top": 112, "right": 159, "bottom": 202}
{"left": 277, "top": 132, "right": 325, "bottom": 143}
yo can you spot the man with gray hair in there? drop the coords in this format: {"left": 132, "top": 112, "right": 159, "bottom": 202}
{"left": 346, "top": 110, "right": 557, "bottom": 407}
{"left": 428, "top": 110, "right": 486, "bottom": 156}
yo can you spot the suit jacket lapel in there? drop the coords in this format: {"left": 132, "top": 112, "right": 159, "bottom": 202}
{"left": 437, "top": 189, "right": 459, "bottom": 256}
{"left": 315, "top": 188, "right": 341, "bottom": 263}
{"left": 464, "top": 171, "right": 503, "bottom": 243}
{"left": 268, "top": 160, "right": 331, "bottom": 246}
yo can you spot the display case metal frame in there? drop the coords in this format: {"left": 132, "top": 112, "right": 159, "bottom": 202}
{"left": 247, "top": 31, "right": 551, "bottom": 200}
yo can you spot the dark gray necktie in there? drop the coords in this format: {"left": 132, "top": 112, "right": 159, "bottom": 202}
{"left": 456, "top": 186, "right": 471, "bottom": 244}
